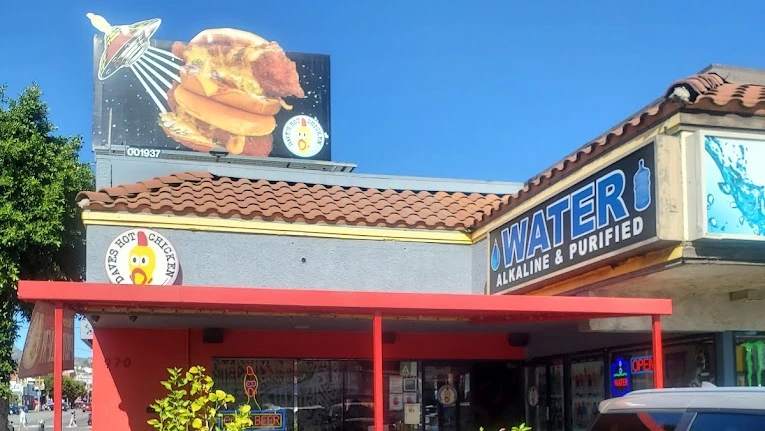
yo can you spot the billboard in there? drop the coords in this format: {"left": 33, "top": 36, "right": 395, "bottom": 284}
{"left": 703, "top": 135, "right": 765, "bottom": 238}
{"left": 488, "top": 144, "right": 658, "bottom": 294}
{"left": 89, "top": 14, "right": 331, "bottom": 161}
{"left": 18, "top": 302, "right": 75, "bottom": 379}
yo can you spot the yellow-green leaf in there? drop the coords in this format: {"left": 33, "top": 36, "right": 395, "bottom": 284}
{"left": 240, "top": 404, "right": 251, "bottom": 414}
{"left": 208, "top": 393, "right": 218, "bottom": 402}
{"left": 192, "top": 418, "right": 203, "bottom": 429}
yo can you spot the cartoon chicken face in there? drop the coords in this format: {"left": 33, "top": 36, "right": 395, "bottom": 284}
{"left": 128, "top": 231, "right": 156, "bottom": 285}
{"left": 296, "top": 118, "right": 312, "bottom": 154}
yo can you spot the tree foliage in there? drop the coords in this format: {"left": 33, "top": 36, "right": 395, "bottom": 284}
{"left": 42, "top": 374, "right": 88, "bottom": 405}
{"left": 149, "top": 366, "right": 253, "bottom": 431}
{"left": 0, "top": 84, "right": 94, "bottom": 414}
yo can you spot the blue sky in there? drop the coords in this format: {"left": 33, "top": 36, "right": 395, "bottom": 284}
{"left": 5, "top": 0, "right": 765, "bottom": 357}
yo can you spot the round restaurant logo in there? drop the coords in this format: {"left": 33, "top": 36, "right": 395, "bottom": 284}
{"left": 437, "top": 385, "right": 457, "bottom": 406}
{"left": 282, "top": 115, "right": 325, "bottom": 158}
{"left": 104, "top": 229, "right": 179, "bottom": 285}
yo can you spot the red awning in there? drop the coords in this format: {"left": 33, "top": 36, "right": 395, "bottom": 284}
{"left": 21, "top": 281, "right": 671, "bottom": 431}
{"left": 18, "top": 281, "right": 672, "bottom": 319}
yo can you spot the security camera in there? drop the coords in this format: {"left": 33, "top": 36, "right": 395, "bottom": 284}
{"left": 209, "top": 148, "right": 229, "bottom": 157}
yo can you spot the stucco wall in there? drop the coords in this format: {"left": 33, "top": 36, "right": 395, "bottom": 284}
{"left": 583, "top": 275, "right": 765, "bottom": 333}
{"left": 87, "top": 225, "right": 478, "bottom": 293}
{"left": 471, "top": 238, "right": 488, "bottom": 294}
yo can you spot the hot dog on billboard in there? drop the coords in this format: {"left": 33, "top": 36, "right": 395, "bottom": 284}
{"left": 159, "top": 28, "right": 305, "bottom": 156}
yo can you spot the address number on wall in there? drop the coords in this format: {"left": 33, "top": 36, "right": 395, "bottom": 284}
{"left": 105, "top": 357, "right": 132, "bottom": 368}
{"left": 126, "top": 147, "right": 162, "bottom": 158}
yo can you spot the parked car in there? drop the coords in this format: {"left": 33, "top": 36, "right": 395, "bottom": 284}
{"left": 591, "top": 386, "right": 765, "bottom": 430}
{"left": 81, "top": 403, "right": 91, "bottom": 412}
{"left": 9, "top": 405, "right": 19, "bottom": 415}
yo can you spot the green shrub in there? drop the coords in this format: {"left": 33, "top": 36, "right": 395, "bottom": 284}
{"left": 148, "top": 365, "right": 253, "bottom": 431}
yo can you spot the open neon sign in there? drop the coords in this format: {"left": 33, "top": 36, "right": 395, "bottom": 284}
{"left": 630, "top": 355, "right": 654, "bottom": 375}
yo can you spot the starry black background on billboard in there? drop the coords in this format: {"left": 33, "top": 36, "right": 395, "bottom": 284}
{"left": 92, "top": 35, "right": 331, "bottom": 161}
{"left": 488, "top": 144, "right": 657, "bottom": 294}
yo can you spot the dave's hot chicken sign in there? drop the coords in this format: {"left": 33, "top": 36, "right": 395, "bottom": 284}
{"left": 88, "top": 13, "right": 331, "bottom": 161}
{"left": 105, "top": 229, "right": 180, "bottom": 285}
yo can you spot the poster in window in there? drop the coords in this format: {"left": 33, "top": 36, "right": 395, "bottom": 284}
{"left": 389, "top": 394, "right": 403, "bottom": 411}
{"left": 389, "top": 375, "right": 403, "bottom": 394}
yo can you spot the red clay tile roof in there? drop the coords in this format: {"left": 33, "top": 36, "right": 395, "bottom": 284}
{"left": 472, "top": 72, "right": 765, "bottom": 229}
{"left": 76, "top": 172, "right": 505, "bottom": 231}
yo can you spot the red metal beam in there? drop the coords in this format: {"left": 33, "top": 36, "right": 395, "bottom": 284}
{"left": 372, "top": 314, "right": 383, "bottom": 431}
{"left": 18, "top": 281, "right": 673, "bottom": 319}
{"left": 469, "top": 313, "right": 632, "bottom": 324}
{"left": 652, "top": 315, "right": 664, "bottom": 389}
{"left": 54, "top": 303, "right": 63, "bottom": 431}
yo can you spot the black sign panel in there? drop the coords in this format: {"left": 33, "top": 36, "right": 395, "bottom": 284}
{"left": 488, "top": 144, "right": 657, "bottom": 294}
{"left": 91, "top": 17, "right": 330, "bottom": 161}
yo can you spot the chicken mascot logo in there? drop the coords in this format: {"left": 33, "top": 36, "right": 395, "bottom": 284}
{"left": 105, "top": 228, "right": 179, "bottom": 285}
{"left": 283, "top": 115, "right": 325, "bottom": 158}
{"left": 128, "top": 231, "right": 156, "bottom": 285}
{"left": 243, "top": 365, "right": 262, "bottom": 410}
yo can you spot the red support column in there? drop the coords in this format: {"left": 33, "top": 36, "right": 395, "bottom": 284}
{"left": 373, "top": 313, "right": 383, "bottom": 431}
{"left": 54, "top": 303, "right": 64, "bottom": 431}
{"left": 652, "top": 315, "right": 664, "bottom": 389}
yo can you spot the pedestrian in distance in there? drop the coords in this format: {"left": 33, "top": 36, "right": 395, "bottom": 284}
{"left": 19, "top": 408, "right": 29, "bottom": 431}
{"left": 67, "top": 410, "right": 76, "bottom": 428}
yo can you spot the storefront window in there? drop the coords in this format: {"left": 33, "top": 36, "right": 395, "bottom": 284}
{"left": 734, "top": 332, "right": 765, "bottom": 387}
{"left": 297, "top": 360, "right": 344, "bottom": 431}
{"left": 213, "top": 359, "right": 423, "bottom": 431}
{"left": 609, "top": 337, "right": 716, "bottom": 396}
{"left": 213, "top": 359, "right": 295, "bottom": 430}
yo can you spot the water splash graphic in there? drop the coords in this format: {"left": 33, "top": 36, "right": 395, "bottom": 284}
{"left": 704, "top": 136, "right": 765, "bottom": 236}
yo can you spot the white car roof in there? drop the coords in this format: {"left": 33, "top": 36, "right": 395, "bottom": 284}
{"left": 599, "top": 387, "right": 765, "bottom": 413}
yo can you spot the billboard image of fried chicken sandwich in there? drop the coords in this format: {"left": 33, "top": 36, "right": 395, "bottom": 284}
{"left": 90, "top": 13, "right": 331, "bottom": 160}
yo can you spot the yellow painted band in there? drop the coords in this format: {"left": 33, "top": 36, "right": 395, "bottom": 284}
{"left": 472, "top": 114, "right": 682, "bottom": 241}
{"left": 81, "top": 211, "right": 473, "bottom": 245}
{"left": 526, "top": 245, "right": 684, "bottom": 296}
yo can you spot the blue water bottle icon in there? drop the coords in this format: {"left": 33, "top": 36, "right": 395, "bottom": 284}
{"left": 633, "top": 158, "right": 651, "bottom": 212}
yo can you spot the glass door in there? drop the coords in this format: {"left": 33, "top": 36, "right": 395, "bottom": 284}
{"left": 422, "top": 364, "right": 471, "bottom": 431}
{"left": 548, "top": 360, "right": 564, "bottom": 431}
{"left": 527, "top": 365, "right": 547, "bottom": 431}
{"left": 569, "top": 356, "right": 604, "bottom": 431}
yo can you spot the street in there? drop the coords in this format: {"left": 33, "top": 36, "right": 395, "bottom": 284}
{"left": 8, "top": 410, "right": 90, "bottom": 430}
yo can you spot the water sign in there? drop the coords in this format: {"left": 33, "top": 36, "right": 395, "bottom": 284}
{"left": 488, "top": 144, "right": 658, "bottom": 294}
